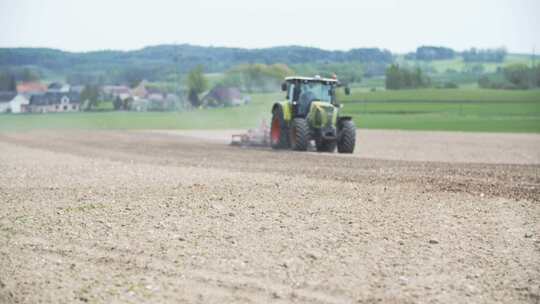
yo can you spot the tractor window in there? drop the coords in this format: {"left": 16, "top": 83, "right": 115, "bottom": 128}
{"left": 287, "top": 83, "right": 295, "bottom": 101}
{"left": 298, "top": 82, "right": 333, "bottom": 103}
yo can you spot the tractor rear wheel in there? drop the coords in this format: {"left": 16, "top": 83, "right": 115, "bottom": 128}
{"left": 290, "top": 118, "right": 309, "bottom": 151}
{"left": 316, "top": 139, "right": 336, "bottom": 152}
{"left": 337, "top": 120, "right": 356, "bottom": 153}
{"left": 271, "top": 107, "right": 289, "bottom": 149}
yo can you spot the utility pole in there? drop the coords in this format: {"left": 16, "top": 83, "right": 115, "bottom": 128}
{"left": 174, "top": 43, "right": 183, "bottom": 110}
{"left": 533, "top": 46, "right": 536, "bottom": 67}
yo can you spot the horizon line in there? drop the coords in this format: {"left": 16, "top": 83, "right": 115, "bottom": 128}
{"left": 0, "top": 43, "right": 531, "bottom": 56}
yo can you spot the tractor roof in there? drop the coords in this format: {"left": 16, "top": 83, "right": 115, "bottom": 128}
{"left": 285, "top": 76, "right": 339, "bottom": 83}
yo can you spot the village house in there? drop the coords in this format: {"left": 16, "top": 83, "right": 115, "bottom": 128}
{"left": 202, "top": 86, "right": 246, "bottom": 107}
{"left": 126, "top": 83, "right": 183, "bottom": 111}
{"left": 10, "top": 94, "right": 30, "bottom": 113}
{"left": 0, "top": 92, "right": 16, "bottom": 113}
{"left": 103, "top": 85, "right": 132, "bottom": 101}
{"left": 127, "top": 92, "right": 181, "bottom": 112}
{"left": 16, "top": 82, "right": 48, "bottom": 98}
{"left": 28, "top": 92, "right": 81, "bottom": 113}
{"left": 131, "top": 81, "right": 148, "bottom": 99}
{"left": 147, "top": 92, "right": 164, "bottom": 102}
{"left": 0, "top": 91, "right": 30, "bottom": 113}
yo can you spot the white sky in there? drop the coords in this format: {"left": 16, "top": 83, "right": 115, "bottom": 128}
{"left": 0, "top": 0, "right": 539, "bottom": 53}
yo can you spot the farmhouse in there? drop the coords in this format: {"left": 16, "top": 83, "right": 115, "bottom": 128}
{"left": 203, "top": 87, "right": 245, "bottom": 107}
{"left": 0, "top": 92, "right": 16, "bottom": 113}
{"left": 131, "top": 81, "right": 148, "bottom": 99}
{"left": 127, "top": 95, "right": 176, "bottom": 112}
{"left": 16, "top": 82, "right": 47, "bottom": 97}
{"left": 28, "top": 92, "right": 81, "bottom": 113}
{"left": 103, "top": 85, "right": 132, "bottom": 101}
{"left": 0, "top": 91, "right": 29, "bottom": 113}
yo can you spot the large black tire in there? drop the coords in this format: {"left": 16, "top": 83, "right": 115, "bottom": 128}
{"left": 316, "top": 139, "right": 336, "bottom": 152}
{"left": 337, "top": 120, "right": 356, "bottom": 153}
{"left": 270, "top": 107, "right": 289, "bottom": 149}
{"left": 289, "top": 118, "right": 309, "bottom": 151}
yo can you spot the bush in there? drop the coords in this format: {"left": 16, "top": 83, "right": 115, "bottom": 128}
{"left": 478, "top": 64, "right": 539, "bottom": 90}
{"left": 443, "top": 82, "right": 459, "bottom": 89}
{"left": 385, "top": 64, "right": 430, "bottom": 90}
{"left": 504, "top": 64, "right": 530, "bottom": 87}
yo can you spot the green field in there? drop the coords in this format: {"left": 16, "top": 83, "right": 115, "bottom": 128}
{"left": 339, "top": 89, "right": 540, "bottom": 132}
{"left": 1, "top": 89, "right": 539, "bottom": 133}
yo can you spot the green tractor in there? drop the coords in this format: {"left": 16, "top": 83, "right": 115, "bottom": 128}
{"left": 270, "top": 76, "right": 356, "bottom": 153}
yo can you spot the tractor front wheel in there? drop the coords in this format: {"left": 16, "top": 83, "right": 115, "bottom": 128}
{"left": 271, "top": 107, "right": 289, "bottom": 149}
{"left": 337, "top": 120, "right": 356, "bottom": 153}
{"left": 290, "top": 118, "right": 309, "bottom": 151}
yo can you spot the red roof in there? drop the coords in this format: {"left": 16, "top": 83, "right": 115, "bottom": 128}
{"left": 17, "top": 82, "right": 47, "bottom": 94}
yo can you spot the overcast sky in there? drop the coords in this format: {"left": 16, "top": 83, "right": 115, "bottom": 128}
{"left": 1, "top": 0, "right": 539, "bottom": 53}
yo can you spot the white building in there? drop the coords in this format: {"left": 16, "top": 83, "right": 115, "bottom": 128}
{"left": 0, "top": 92, "right": 29, "bottom": 113}
{"left": 10, "top": 94, "right": 30, "bottom": 113}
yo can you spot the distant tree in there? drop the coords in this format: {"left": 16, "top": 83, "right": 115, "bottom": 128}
{"left": 443, "top": 82, "right": 459, "bottom": 89}
{"left": 362, "top": 62, "right": 387, "bottom": 77}
{"left": 66, "top": 72, "right": 105, "bottom": 86}
{"left": 0, "top": 71, "right": 16, "bottom": 91}
{"left": 385, "top": 64, "right": 430, "bottom": 90}
{"left": 265, "top": 63, "right": 295, "bottom": 81}
{"left": 462, "top": 47, "right": 507, "bottom": 63}
{"left": 385, "top": 64, "right": 402, "bottom": 90}
{"left": 477, "top": 75, "right": 491, "bottom": 88}
{"left": 118, "top": 68, "right": 147, "bottom": 88}
{"left": 404, "top": 52, "right": 417, "bottom": 60}
{"left": 123, "top": 97, "right": 133, "bottom": 111}
{"left": 535, "top": 65, "right": 540, "bottom": 87}
{"left": 81, "top": 85, "right": 101, "bottom": 110}
{"left": 503, "top": 64, "right": 531, "bottom": 89}
{"left": 113, "top": 96, "right": 123, "bottom": 110}
{"left": 186, "top": 65, "right": 208, "bottom": 107}
{"left": 415, "top": 46, "right": 456, "bottom": 61}
{"left": 219, "top": 72, "right": 242, "bottom": 88}
{"left": 20, "top": 68, "right": 40, "bottom": 81}
{"left": 478, "top": 64, "right": 540, "bottom": 90}
{"left": 464, "top": 64, "right": 485, "bottom": 75}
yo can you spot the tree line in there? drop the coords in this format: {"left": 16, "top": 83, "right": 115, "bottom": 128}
{"left": 406, "top": 46, "right": 507, "bottom": 63}
{"left": 462, "top": 48, "right": 507, "bottom": 63}
{"left": 0, "top": 45, "right": 392, "bottom": 84}
{"left": 479, "top": 64, "right": 540, "bottom": 89}
{"left": 385, "top": 64, "right": 431, "bottom": 90}
{"left": 405, "top": 46, "right": 456, "bottom": 61}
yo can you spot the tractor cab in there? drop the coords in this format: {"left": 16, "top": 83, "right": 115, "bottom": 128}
{"left": 281, "top": 76, "right": 347, "bottom": 117}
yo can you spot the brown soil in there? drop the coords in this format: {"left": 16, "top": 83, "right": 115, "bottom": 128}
{"left": 0, "top": 130, "right": 539, "bottom": 303}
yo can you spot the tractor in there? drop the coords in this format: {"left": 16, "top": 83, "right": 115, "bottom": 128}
{"left": 270, "top": 76, "right": 356, "bottom": 153}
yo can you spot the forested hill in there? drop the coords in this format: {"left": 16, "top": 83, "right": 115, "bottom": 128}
{"left": 0, "top": 44, "right": 392, "bottom": 74}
